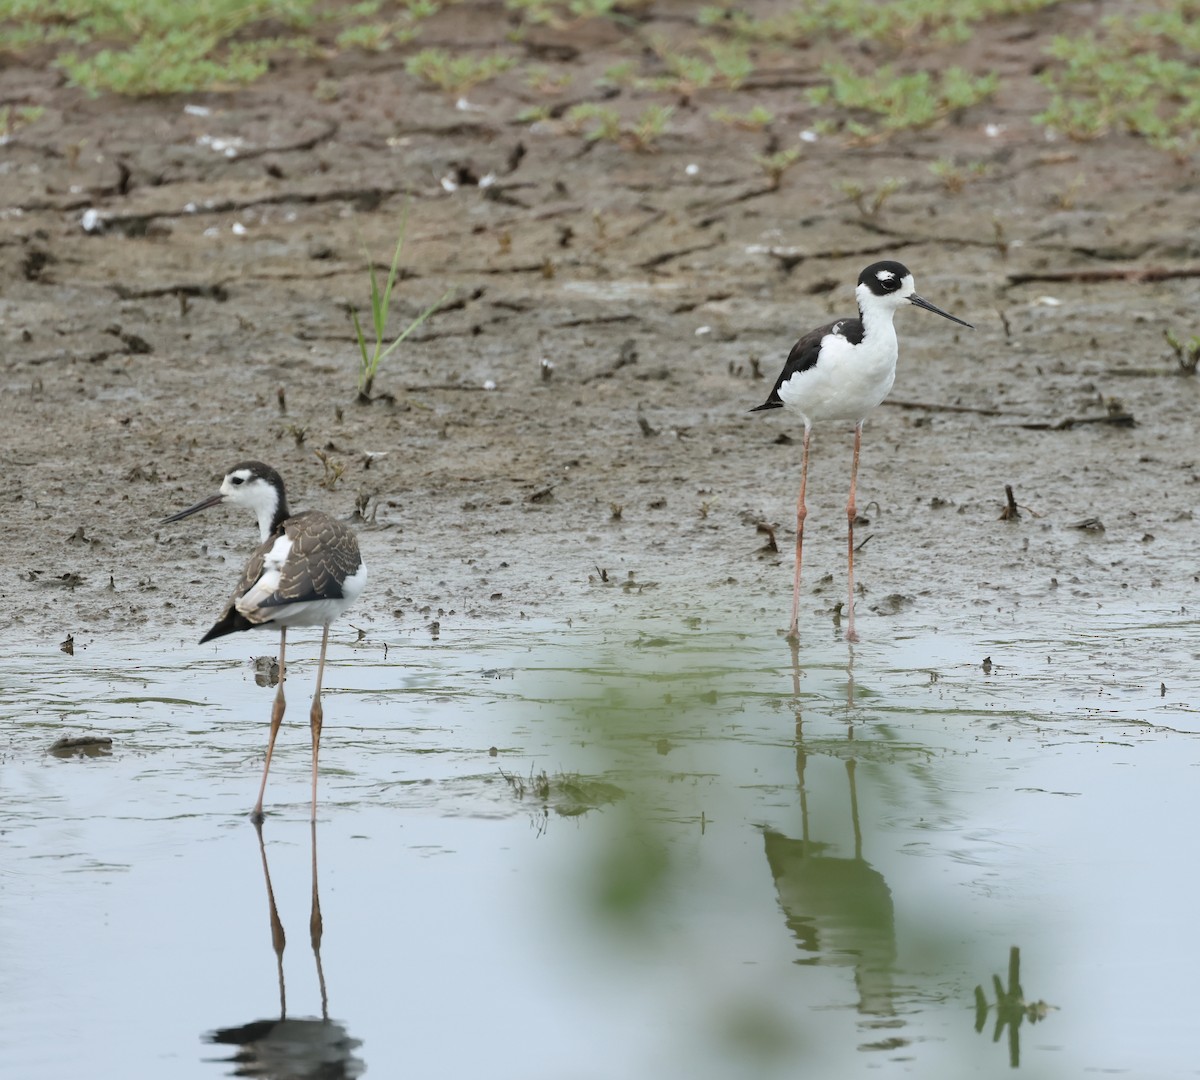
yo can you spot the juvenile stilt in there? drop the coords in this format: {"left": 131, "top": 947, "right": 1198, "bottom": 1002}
{"left": 787, "top": 422, "right": 812, "bottom": 642}
{"left": 253, "top": 627, "right": 288, "bottom": 823}
{"left": 309, "top": 624, "right": 330, "bottom": 823}
{"left": 845, "top": 420, "right": 863, "bottom": 644}
{"left": 162, "top": 461, "right": 367, "bottom": 820}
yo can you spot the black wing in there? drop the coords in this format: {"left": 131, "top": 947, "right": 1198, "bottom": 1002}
{"left": 750, "top": 318, "right": 863, "bottom": 412}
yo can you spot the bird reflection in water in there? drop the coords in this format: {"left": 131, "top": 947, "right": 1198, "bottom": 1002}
{"left": 205, "top": 823, "right": 364, "bottom": 1079}
{"left": 763, "top": 642, "right": 900, "bottom": 1030}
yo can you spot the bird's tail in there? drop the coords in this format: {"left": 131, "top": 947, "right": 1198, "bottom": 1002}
{"left": 199, "top": 607, "right": 259, "bottom": 643}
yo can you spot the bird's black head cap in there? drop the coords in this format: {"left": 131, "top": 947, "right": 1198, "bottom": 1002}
{"left": 225, "top": 460, "right": 286, "bottom": 494}
{"left": 858, "top": 261, "right": 912, "bottom": 296}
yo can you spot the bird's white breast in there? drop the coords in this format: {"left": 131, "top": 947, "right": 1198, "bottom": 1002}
{"left": 236, "top": 533, "right": 292, "bottom": 615}
{"left": 778, "top": 324, "right": 898, "bottom": 423}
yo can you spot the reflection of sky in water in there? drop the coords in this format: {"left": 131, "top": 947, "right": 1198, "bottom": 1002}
{"left": 0, "top": 606, "right": 1196, "bottom": 1079}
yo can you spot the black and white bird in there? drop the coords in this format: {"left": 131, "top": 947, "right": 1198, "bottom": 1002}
{"left": 163, "top": 461, "right": 368, "bottom": 822}
{"left": 752, "top": 261, "right": 971, "bottom": 643}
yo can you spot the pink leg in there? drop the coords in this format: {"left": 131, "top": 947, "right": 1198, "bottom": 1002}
{"left": 309, "top": 623, "right": 330, "bottom": 823}
{"left": 787, "top": 421, "right": 812, "bottom": 642}
{"left": 845, "top": 420, "right": 863, "bottom": 643}
{"left": 253, "top": 627, "right": 287, "bottom": 822}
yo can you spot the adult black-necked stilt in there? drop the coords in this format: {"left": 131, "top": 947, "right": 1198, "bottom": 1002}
{"left": 752, "top": 261, "right": 971, "bottom": 643}
{"left": 163, "top": 461, "right": 368, "bottom": 822}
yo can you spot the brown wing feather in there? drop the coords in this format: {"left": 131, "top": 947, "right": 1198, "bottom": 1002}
{"left": 266, "top": 511, "right": 363, "bottom": 607}
{"left": 198, "top": 512, "right": 362, "bottom": 642}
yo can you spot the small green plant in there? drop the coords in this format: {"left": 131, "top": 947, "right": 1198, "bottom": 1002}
{"left": 836, "top": 176, "right": 906, "bottom": 217}
{"left": 1164, "top": 329, "right": 1200, "bottom": 375}
{"left": 523, "top": 64, "right": 571, "bottom": 94}
{"left": 697, "top": 0, "right": 1062, "bottom": 49}
{"left": 0, "top": 0, "right": 448, "bottom": 95}
{"left": 599, "top": 60, "right": 638, "bottom": 88}
{"left": 628, "top": 103, "right": 673, "bottom": 151}
{"left": 929, "top": 156, "right": 987, "bottom": 193}
{"left": 756, "top": 147, "right": 801, "bottom": 189}
{"left": 565, "top": 102, "right": 622, "bottom": 141}
{"left": 704, "top": 37, "right": 754, "bottom": 88}
{"left": 564, "top": 102, "right": 672, "bottom": 151}
{"left": 0, "top": 104, "right": 44, "bottom": 139}
{"left": 642, "top": 36, "right": 753, "bottom": 96}
{"left": 711, "top": 104, "right": 773, "bottom": 130}
{"left": 351, "top": 212, "right": 448, "bottom": 402}
{"left": 1036, "top": 7, "right": 1200, "bottom": 153}
{"left": 405, "top": 47, "right": 516, "bottom": 96}
{"left": 1051, "top": 174, "right": 1086, "bottom": 210}
{"left": 516, "top": 103, "right": 553, "bottom": 124}
{"left": 810, "top": 61, "right": 997, "bottom": 136}
{"left": 505, "top": 0, "right": 642, "bottom": 27}
{"left": 313, "top": 449, "right": 346, "bottom": 489}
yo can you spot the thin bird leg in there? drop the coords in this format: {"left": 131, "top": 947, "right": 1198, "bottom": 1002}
{"left": 309, "top": 622, "right": 330, "bottom": 823}
{"left": 787, "top": 421, "right": 812, "bottom": 642}
{"left": 310, "top": 820, "right": 328, "bottom": 1021}
{"left": 253, "top": 818, "right": 287, "bottom": 1019}
{"left": 253, "top": 627, "right": 287, "bottom": 822}
{"left": 845, "top": 419, "right": 863, "bottom": 643}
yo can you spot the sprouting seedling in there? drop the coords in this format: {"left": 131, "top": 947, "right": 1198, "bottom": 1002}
{"left": 314, "top": 449, "right": 345, "bottom": 489}
{"left": 1164, "top": 328, "right": 1200, "bottom": 375}
{"left": 756, "top": 147, "right": 801, "bottom": 189}
{"left": 836, "top": 176, "right": 905, "bottom": 217}
{"left": 351, "top": 207, "right": 450, "bottom": 403}
{"left": 404, "top": 48, "right": 515, "bottom": 96}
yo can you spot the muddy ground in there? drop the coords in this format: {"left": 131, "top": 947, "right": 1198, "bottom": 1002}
{"left": 1, "top": 2, "right": 1197, "bottom": 647}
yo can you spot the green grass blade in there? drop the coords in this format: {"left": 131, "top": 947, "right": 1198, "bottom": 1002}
{"left": 376, "top": 288, "right": 451, "bottom": 364}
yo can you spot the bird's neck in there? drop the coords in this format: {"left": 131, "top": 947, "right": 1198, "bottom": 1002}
{"left": 256, "top": 491, "right": 290, "bottom": 543}
{"left": 857, "top": 301, "right": 898, "bottom": 342}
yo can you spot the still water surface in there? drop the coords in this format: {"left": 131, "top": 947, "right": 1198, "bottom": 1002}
{"left": 1, "top": 608, "right": 1196, "bottom": 1079}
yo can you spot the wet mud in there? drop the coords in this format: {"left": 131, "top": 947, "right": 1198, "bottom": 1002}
{"left": 1, "top": 4, "right": 1198, "bottom": 647}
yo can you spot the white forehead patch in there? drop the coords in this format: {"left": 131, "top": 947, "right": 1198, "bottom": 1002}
{"left": 876, "top": 269, "right": 896, "bottom": 281}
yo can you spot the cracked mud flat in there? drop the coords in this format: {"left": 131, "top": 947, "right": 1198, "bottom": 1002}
{"left": 1, "top": 3, "right": 1198, "bottom": 648}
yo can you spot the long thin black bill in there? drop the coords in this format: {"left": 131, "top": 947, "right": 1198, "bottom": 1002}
{"left": 910, "top": 294, "right": 973, "bottom": 329}
{"left": 162, "top": 493, "right": 224, "bottom": 525}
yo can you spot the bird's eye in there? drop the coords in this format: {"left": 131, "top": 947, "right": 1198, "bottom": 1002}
{"left": 230, "top": 476, "right": 244, "bottom": 486}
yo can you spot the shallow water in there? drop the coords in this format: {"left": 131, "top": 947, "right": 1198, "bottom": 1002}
{"left": 1, "top": 607, "right": 1198, "bottom": 1079}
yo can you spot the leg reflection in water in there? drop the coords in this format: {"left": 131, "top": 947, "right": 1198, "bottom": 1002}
{"left": 764, "top": 640, "right": 897, "bottom": 1020}
{"left": 205, "top": 823, "right": 364, "bottom": 1079}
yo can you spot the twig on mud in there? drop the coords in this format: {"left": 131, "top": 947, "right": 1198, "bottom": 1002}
{"left": 638, "top": 240, "right": 722, "bottom": 272}
{"left": 884, "top": 399, "right": 1011, "bottom": 417}
{"left": 1006, "top": 266, "right": 1200, "bottom": 286}
{"left": 1016, "top": 412, "right": 1135, "bottom": 430}
{"left": 999, "top": 484, "right": 1019, "bottom": 520}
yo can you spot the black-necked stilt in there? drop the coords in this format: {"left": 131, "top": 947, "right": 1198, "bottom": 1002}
{"left": 163, "top": 461, "right": 368, "bottom": 822}
{"left": 752, "top": 261, "right": 971, "bottom": 643}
